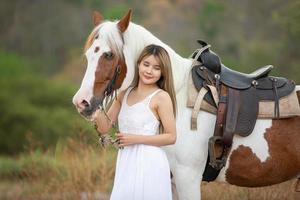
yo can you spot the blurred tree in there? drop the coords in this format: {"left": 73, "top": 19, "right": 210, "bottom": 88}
{"left": 0, "top": 0, "right": 300, "bottom": 156}
{"left": 273, "top": 1, "right": 300, "bottom": 81}
{"left": 1, "top": 0, "right": 92, "bottom": 74}
{"left": 0, "top": 51, "right": 93, "bottom": 155}
{"left": 198, "top": 0, "right": 225, "bottom": 41}
{"left": 194, "top": 0, "right": 300, "bottom": 82}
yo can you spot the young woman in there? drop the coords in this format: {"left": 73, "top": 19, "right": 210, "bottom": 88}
{"left": 92, "top": 44, "right": 177, "bottom": 200}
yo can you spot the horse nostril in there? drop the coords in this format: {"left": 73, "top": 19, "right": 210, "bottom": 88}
{"left": 81, "top": 99, "right": 90, "bottom": 108}
{"left": 75, "top": 99, "right": 90, "bottom": 110}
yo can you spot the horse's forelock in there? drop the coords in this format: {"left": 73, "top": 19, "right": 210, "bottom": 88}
{"left": 84, "top": 26, "right": 101, "bottom": 52}
{"left": 84, "top": 21, "right": 123, "bottom": 59}
{"left": 102, "top": 22, "right": 124, "bottom": 57}
{"left": 84, "top": 31, "right": 96, "bottom": 52}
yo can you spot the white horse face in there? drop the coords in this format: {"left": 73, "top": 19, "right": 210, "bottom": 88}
{"left": 72, "top": 10, "right": 131, "bottom": 118}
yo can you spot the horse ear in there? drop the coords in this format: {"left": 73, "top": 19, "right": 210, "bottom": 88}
{"left": 93, "top": 11, "right": 104, "bottom": 27}
{"left": 117, "top": 9, "right": 132, "bottom": 33}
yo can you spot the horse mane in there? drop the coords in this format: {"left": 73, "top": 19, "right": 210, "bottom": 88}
{"left": 121, "top": 22, "right": 192, "bottom": 92}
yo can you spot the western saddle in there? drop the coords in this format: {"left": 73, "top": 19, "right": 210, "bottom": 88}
{"left": 190, "top": 40, "right": 296, "bottom": 177}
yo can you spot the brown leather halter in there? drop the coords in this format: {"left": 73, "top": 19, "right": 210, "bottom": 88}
{"left": 101, "top": 64, "right": 121, "bottom": 106}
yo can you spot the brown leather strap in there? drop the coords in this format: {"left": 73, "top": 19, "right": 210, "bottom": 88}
{"left": 223, "top": 88, "right": 240, "bottom": 146}
{"left": 272, "top": 78, "right": 280, "bottom": 118}
{"left": 214, "top": 85, "right": 227, "bottom": 137}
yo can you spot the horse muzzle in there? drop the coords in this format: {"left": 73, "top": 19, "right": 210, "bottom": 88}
{"left": 73, "top": 95, "right": 104, "bottom": 119}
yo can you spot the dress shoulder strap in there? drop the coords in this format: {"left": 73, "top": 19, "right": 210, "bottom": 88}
{"left": 122, "top": 86, "right": 134, "bottom": 104}
{"left": 146, "top": 89, "right": 162, "bottom": 105}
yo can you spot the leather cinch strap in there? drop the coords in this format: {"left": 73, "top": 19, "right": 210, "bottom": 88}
{"left": 191, "top": 85, "right": 219, "bottom": 130}
{"left": 191, "top": 87, "right": 208, "bottom": 130}
{"left": 207, "top": 85, "right": 219, "bottom": 105}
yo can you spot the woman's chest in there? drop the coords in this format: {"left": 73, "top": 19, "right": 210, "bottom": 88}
{"left": 118, "top": 104, "right": 159, "bottom": 132}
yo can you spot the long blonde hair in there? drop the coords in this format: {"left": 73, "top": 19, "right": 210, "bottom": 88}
{"left": 131, "top": 44, "right": 177, "bottom": 117}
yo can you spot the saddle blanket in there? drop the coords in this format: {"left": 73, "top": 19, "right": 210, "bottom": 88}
{"left": 187, "top": 71, "right": 300, "bottom": 118}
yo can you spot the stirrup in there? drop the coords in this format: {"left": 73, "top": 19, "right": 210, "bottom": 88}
{"left": 208, "top": 136, "right": 226, "bottom": 170}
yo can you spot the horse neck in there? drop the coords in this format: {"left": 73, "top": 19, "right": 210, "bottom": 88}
{"left": 121, "top": 22, "right": 193, "bottom": 93}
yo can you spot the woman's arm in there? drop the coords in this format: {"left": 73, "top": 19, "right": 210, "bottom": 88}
{"left": 117, "top": 91, "right": 176, "bottom": 147}
{"left": 92, "top": 90, "right": 125, "bottom": 134}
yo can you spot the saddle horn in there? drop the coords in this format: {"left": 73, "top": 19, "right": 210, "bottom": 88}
{"left": 196, "top": 39, "right": 222, "bottom": 74}
{"left": 197, "top": 40, "right": 208, "bottom": 47}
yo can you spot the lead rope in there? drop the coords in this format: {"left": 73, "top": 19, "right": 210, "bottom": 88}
{"left": 94, "top": 92, "right": 124, "bottom": 150}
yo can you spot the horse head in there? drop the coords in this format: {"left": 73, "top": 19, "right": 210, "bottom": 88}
{"left": 72, "top": 10, "right": 132, "bottom": 118}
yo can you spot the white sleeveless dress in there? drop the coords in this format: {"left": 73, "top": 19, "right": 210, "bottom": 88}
{"left": 110, "top": 87, "right": 172, "bottom": 200}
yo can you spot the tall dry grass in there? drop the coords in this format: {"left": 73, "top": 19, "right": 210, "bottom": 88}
{"left": 0, "top": 136, "right": 299, "bottom": 199}
{"left": 0, "top": 136, "right": 117, "bottom": 199}
{"left": 46, "top": 138, "right": 116, "bottom": 194}
{"left": 202, "top": 180, "right": 299, "bottom": 200}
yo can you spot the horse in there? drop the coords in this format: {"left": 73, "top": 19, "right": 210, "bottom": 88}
{"left": 72, "top": 10, "right": 300, "bottom": 199}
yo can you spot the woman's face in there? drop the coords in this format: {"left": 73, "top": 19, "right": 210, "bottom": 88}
{"left": 138, "top": 55, "right": 162, "bottom": 85}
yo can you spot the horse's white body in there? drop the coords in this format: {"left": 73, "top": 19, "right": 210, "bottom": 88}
{"left": 73, "top": 18, "right": 300, "bottom": 199}
{"left": 117, "top": 22, "right": 277, "bottom": 199}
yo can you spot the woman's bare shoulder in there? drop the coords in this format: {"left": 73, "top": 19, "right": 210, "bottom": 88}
{"left": 155, "top": 90, "right": 172, "bottom": 106}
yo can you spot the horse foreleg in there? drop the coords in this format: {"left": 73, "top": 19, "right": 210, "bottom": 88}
{"left": 173, "top": 164, "right": 202, "bottom": 200}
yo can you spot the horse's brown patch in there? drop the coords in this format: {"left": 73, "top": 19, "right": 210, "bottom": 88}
{"left": 93, "top": 52, "right": 127, "bottom": 96}
{"left": 225, "top": 117, "right": 300, "bottom": 187}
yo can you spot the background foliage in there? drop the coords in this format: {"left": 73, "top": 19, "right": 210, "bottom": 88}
{"left": 1, "top": 0, "right": 300, "bottom": 155}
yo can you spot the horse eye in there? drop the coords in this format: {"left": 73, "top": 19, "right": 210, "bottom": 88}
{"left": 94, "top": 47, "right": 100, "bottom": 53}
{"left": 104, "top": 52, "right": 114, "bottom": 60}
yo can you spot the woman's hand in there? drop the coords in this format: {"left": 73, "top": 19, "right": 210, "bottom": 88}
{"left": 90, "top": 109, "right": 101, "bottom": 123}
{"left": 116, "top": 133, "right": 141, "bottom": 147}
